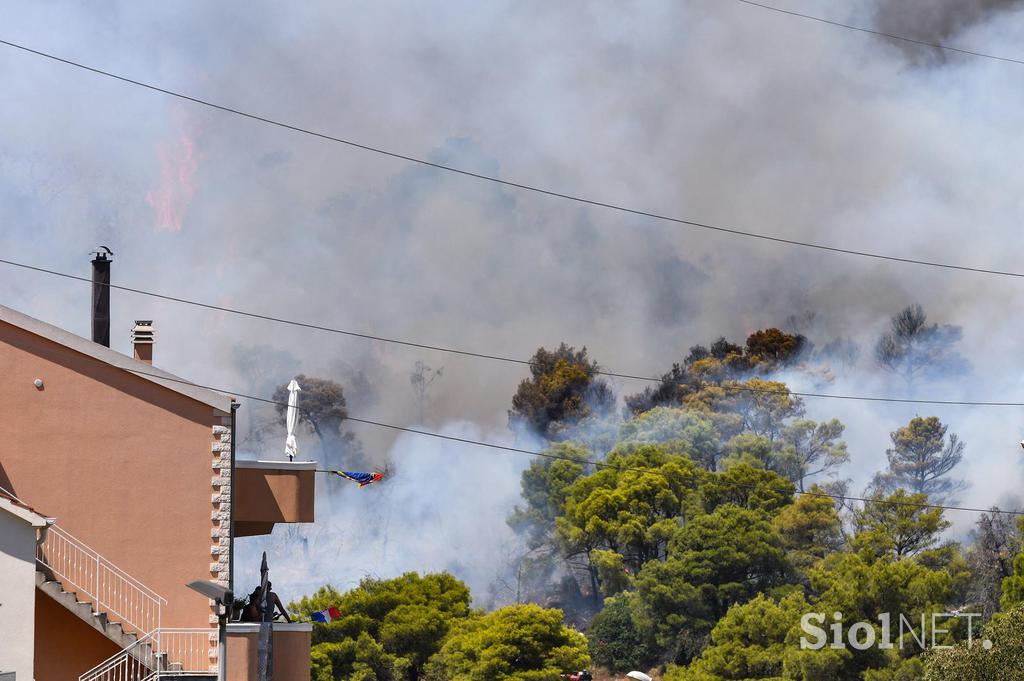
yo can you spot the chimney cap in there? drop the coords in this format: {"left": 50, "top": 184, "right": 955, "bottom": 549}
{"left": 91, "top": 246, "right": 114, "bottom": 261}
{"left": 132, "top": 320, "right": 154, "bottom": 343}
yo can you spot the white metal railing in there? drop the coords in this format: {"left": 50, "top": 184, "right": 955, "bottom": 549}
{"left": 80, "top": 629, "right": 215, "bottom": 681}
{"left": 153, "top": 629, "right": 217, "bottom": 677}
{"left": 37, "top": 523, "right": 166, "bottom": 637}
{"left": 80, "top": 632, "right": 157, "bottom": 681}
{"left": 36, "top": 524, "right": 214, "bottom": 680}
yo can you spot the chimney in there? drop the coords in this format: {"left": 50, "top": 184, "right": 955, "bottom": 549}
{"left": 91, "top": 247, "right": 113, "bottom": 347}
{"left": 132, "top": 321, "right": 154, "bottom": 364}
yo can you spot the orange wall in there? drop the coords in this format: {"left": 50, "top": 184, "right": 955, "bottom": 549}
{"left": 235, "top": 468, "right": 315, "bottom": 526}
{"left": 0, "top": 321, "right": 222, "bottom": 630}
{"left": 226, "top": 626, "right": 312, "bottom": 681}
{"left": 35, "top": 589, "right": 122, "bottom": 681}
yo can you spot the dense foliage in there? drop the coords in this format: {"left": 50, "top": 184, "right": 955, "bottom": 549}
{"left": 424, "top": 604, "right": 589, "bottom": 681}
{"left": 295, "top": 312, "right": 1013, "bottom": 680}
{"left": 294, "top": 574, "right": 587, "bottom": 681}
{"left": 293, "top": 572, "right": 472, "bottom": 681}
{"left": 497, "top": 324, "right": 1002, "bottom": 680}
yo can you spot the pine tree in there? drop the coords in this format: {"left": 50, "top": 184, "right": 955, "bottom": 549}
{"left": 872, "top": 416, "right": 966, "bottom": 503}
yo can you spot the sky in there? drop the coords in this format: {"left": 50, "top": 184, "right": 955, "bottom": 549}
{"left": 3, "top": 0, "right": 1024, "bottom": 603}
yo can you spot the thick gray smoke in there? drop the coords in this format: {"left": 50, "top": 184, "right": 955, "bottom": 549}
{"left": 3, "top": 0, "right": 1024, "bottom": 604}
{"left": 874, "top": 0, "right": 1024, "bottom": 45}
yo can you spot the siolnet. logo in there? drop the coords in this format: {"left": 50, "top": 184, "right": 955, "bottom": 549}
{"left": 799, "top": 611, "right": 989, "bottom": 651}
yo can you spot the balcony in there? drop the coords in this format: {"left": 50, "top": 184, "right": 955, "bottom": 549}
{"left": 226, "top": 622, "right": 312, "bottom": 681}
{"left": 234, "top": 460, "right": 315, "bottom": 537}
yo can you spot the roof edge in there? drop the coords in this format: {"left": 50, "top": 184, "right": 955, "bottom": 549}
{"left": 0, "top": 303, "right": 234, "bottom": 413}
{"left": 0, "top": 494, "right": 50, "bottom": 527}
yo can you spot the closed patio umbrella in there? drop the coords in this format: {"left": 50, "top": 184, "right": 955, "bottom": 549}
{"left": 285, "top": 378, "right": 301, "bottom": 461}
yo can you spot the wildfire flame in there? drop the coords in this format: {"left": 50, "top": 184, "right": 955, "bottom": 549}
{"left": 146, "top": 113, "right": 202, "bottom": 232}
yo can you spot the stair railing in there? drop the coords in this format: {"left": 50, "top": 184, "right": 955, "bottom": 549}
{"left": 79, "top": 631, "right": 158, "bottom": 681}
{"left": 36, "top": 523, "right": 166, "bottom": 637}
{"left": 81, "top": 628, "right": 216, "bottom": 681}
{"left": 37, "top": 524, "right": 215, "bottom": 681}
{"left": 154, "top": 629, "right": 217, "bottom": 677}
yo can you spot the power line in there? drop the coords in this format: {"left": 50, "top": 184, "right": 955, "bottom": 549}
{"left": 2, "top": 38, "right": 1024, "bottom": 280}
{"left": 113, "top": 364, "right": 1024, "bottom": 518}
{"left": 5, "top": 255, "right": 1024, "bottom": 407}
{"left": 734, "top": 0, "right": 1024, "bottom": 67}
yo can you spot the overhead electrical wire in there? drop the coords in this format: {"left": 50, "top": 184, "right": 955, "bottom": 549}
{"left": 2, "top": 38, "right": 1024, "bottom": 279}
{"left": 4, "top": 255, "right": 1024, "bottom": 407}
{"left": 107, "top": 364, "right": 1024, "bottom": 518}
{"left": 734, "top": 0, "right": 1024, "bottom": 67}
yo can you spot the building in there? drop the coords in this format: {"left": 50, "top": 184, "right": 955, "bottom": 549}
{"left": 0, "top": 492, "right": 51, "bottom": 680}
{"left": 0, "top": 253, "right": 316, "bottom": 680}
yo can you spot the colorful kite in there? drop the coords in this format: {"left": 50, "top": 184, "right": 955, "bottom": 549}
{"left": 311, "top": 606, "right": 342, "bottom": 623}
{"left": 332, "top": 471, "right": 384, "bottom": 487}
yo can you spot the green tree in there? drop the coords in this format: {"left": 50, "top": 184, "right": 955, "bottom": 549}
{"left": 925, "top": 603, "right": 1024, "bottom": 680}
{"left": 775, "top": 419, "right": 849, "bottom": 492}
{"left": 632, "top": 505, "right": 789, "bottom": 657}
{"left": 508, "top": 443, "right": 590, "bottom": 550}
{"left": 773, "top": 488, "right": 845, "bottom": 576}
{"left": 719, "top": 433, "right": 775, "bottom": 471}
{"left": 872, "top": 416, "right": 966, "bottom": 502}
{"left": 787, "top": 552, "right": 956, "bottom": 679}
{"left": 851, "top": 490, "right": 951, "bottom": 561}
{"left": 697, "top": 463, "right": 795, "bottom": 515}
{"left": 587, "top": 595, "right": 653, "bottom": 672}
{"left": 509, "top": 343, "right": 614, "bottom": 439}
{"left": 686, "top": 379, "right": 804, "bottom": 442}
{"left": 664, "top": 592, "right": 810, "bottom": 681}
{"left": 292, "top": 572, "right": 472, "bottom": 680}
{"left": 999, "top": 517, "right": 1024, "bottom": 609}
{"left": 556, "top": 445, "right": 701, "bottom": 589}
{"left": 617, "top": 407, "right": 722, "bottom": 470}
{"left": 424, "top": 604, "right": 589, "bottom": 681}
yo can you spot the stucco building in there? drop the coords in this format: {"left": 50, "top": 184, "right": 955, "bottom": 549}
{"left": 0, "top": 493, "right": 50, "bottom": 679}
{"left": 0, "top": 256, "right": 316, "bottom": 680}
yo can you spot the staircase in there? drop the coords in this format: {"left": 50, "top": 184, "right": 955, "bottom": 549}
{"left": 36, "top": 571, "right": 158, "bottom": 658}
{"left": 35, "top": 523, "right": 216, "bottom": 680}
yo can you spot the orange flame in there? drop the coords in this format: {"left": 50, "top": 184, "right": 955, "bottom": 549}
{"left": 147, "top": 113, "right": 202, "bottom": 232}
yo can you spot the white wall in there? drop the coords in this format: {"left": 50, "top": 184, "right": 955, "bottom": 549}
{"left": 0, "top": 509, "right": 38, "bottom": 680}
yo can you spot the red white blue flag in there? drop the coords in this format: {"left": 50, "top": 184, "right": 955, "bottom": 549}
{"left": 332, "top": 471, "right": 384, "bottom": 487}
{"left": 311, "top": 606, "right": 342, "bottom": 623}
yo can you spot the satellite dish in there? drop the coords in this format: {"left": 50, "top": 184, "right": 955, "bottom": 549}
{"left": 626, "top": 673, "right": 653, "bottom": 681}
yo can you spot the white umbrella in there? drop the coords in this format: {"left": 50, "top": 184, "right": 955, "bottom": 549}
{"left": 626, "top": 673, "right": 652, "bottom": 681}
{"left": 285, "top": 379, "right": 301, "bottom": 461}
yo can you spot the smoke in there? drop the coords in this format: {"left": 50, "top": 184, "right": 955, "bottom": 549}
{"left": 3, "top": 0, "right": 1024, "bottom": 603}
{"left": 873, "top": 0, "right": 1024, "bottom": 46}
{"left": 235, "top": 421, "right": 534, "bottom": 606}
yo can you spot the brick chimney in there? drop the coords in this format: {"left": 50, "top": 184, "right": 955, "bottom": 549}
{"left": 132, "top": 321, "right": 154, "bottom": 364}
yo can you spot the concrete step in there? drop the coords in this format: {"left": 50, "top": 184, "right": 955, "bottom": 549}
{"left": 35, "top": 571, "right": 143, "bottom": 653}
{"left": 35, "top": 571, "right": 197, "bottom": 674}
